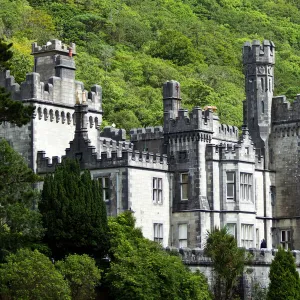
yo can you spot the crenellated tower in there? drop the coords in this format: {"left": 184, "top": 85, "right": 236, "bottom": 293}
{"left": 243, "top": 40, "right": 275, "bottom": 157}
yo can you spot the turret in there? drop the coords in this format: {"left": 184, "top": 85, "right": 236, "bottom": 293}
{"left": 243, "top": 40, "right": 275, "bottom": 153}
{"left": 32, "top": 39, "right": 76, "bottom": 83}
{"left": 163, "top": 80, "right": 181, "bottom": 119}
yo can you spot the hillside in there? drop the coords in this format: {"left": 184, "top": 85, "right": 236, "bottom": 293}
{"left": 1, "top": 0, "right": 300, "bottom": 131}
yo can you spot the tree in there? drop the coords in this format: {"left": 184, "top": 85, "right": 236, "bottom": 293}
{"left": 267, "top": 247, "right": 300, "bottom": 300}
{"left": 0, "top": 138, "right": 43, "bottom": 261}
{"left": 0, "top": 39, "right": 35, "bottom": 126}
{"left": 56, "top": 254, "right": 101, "bottom": 300}
{"left": 104, "top": 211, "right": 211, "bottom": 300}
{"left": 204, "top": 227, "right": 248, "bottom": 300}
{"left": 0, "top": 248, "right": 71, "bottom": 299}
{"left": 39, "top": 159, "right": 109, "bottom": 260}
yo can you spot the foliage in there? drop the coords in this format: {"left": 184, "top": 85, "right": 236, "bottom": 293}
{"left": 0, "top": 139, "right": 43, "bottom": 261}
{"left": 0, "top": 248, "right": 71, "bottom": 299}
{"left": 2, "top": 0, "right": 300, "bottom": 129}
{"left": 39, "top": 159, "right": 109, "bottom": 260}
{"left": 56, "top": 254, "right": 101, "bottom": 300}
{"left": 204, "top": 226, "right": 248, "bottom": 300}
{"left": 0, "top": 39, "right": 35, "bottom": 126}
{"left": 105, "top": 211, "right": 212, "bottom": 300}
{"left": 267, "top": 247, "right": 300, "bottom": 300}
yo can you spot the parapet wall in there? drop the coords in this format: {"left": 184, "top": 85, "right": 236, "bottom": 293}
{"left": 32, "top": 40, "right": 76, "bottom": 56}
{"left": 37, "top": 147, "right": 168, "bottom": 174}
{"left": 243, "top": 40, "right": 275, "bottom": 65}
{"left": 0, "top": 70, "right": 102, "bottom": 111}
{"left": 130, "top": 126, "right": 164, "bottom": 141}
{"left": 272, "top": 95, "right": 300, "bottom": 124}
{"left": 164, "top": 107, "right": 214, "bottom": 134}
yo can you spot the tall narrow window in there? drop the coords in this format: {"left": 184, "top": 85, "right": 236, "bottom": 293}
{"left": 178, "top": 224, "right": 188, "bottom": 248}
{"left": 241, "top": 224, "right": 254, "bottom": 248}
{"left": 261, "top": 101, "right": 265, "bottom": 114}
{"left": 256, "top": 228, "right": 259, "bottom": 249}
{"left": 281, "top": 230, "right": 291, "bottom": 250}
{"left": 240, "top": 173, "right": 253, "bottom": 202}
{"left": 154, "top": 223, "right": 163, "bottom": 244}
{"left": 180, "top": 173, "right": 189, "bottom": 200}
{"left": 153, "top": 177, "right": 163, "bottom": 204}
{"left": 226, "top": 172, "right": 235, "bottom": 201}
{"left": 99, "top": 177, "right": 110, "bottom": 202}
{"left": 261, "top": 77, "right": 264, "bottom": 91}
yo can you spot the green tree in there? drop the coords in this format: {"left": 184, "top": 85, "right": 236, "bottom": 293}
{"left": 0, "top": 139, "right": 43, "bottom": 261}
{"left": 267, "top": 247, "right": 300, "bottom": 300}
{"left": 105, "top": 211, "right": 211, "bottom": 300}
{"left": 56, "top": 254, "right": 101, "bottom": 300}
{"left": 0, "top": 39, "right": 35, "bottom": 126}
{"left": 0, "top": 248, "right": 71, "bottom": 299}
{"left": 39, "top": 159, "right": 109, "bottom": 260}
{"left": 204, "top": 227, "right": 248, "bottom": 300}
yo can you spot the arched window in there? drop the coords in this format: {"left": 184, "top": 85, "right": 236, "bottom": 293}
{"left": 89, "top": 116, "right": 94, "bottom": 128}
{"left": 67, "top": 112, "right": 71, "bottom": 125}
{"left": 261, "top": 78, "right": 264, "bottom": 91}
{"left": 61, "top": 111, "right": 66, "bottom": 124}
{"left": 38, "top": 107, "right": 42, "bottom": 120}
{"left": 49, "top": 110, "right": 54, "bottom": 122}
{"left": 55, "top": 110, "right": 60, "bottom": 123}
{"left": 261, "top": 101, "right": 265, "bottom": 114}
{"left": 43, "top": 108, "right": 48, "bottom": 121}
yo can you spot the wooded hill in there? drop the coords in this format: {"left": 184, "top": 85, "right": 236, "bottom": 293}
{"left": 1, "top": 0, "right": 300, "bottom": 130}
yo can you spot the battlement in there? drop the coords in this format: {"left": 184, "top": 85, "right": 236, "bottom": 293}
{"left": 169, "top": 247, "right": 300, "bottom": 266}
{"left": 214, "top": 123, "right": 239, "bottom": 141}
{"left": 32, "top": 40, "right": 76, "bottom": 56}
{"left": 37, "top": 148, "right": 168, "bottom": 174}
{"left": 164, "top": 107, "right": 214, "bottom": 134}
{"left": 100, "top": 126, "right": 126, "bottom": 141}
{"left": 206, "top": 127, "right": 258, "bottom": 164}
{"left": 130, "top": 126, "right": 164, "bottom": 141}
{"left": 0, "top": 69, "right": 102, "bottom": 111}
{"left": 272, "top": 95, "right": 300, "bottom": 123}
{"left": 243, "top": 40, "right": 275, "bottom": 65}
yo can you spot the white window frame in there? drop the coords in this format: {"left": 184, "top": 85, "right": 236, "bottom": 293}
{"left": 178, "top": 223, "right": 188, "bottom": 248}
{"left": 153, "top": 177, "right": 163, "bottom": 204}
{"left": 153, "top": 223, "right": 163, "bottom": 244}
{"left": 180, "top": 173, "right": 189, "bottom": 201}
{"left": 240, "top": 173, "right": 253, "bottom": 202}
{"left": 226, "top": 172, "right": 235, "bottom": 201}
{"left": 281, "top": 230, "right": 291, "bottom": 250}
{"left": 241, "top": 224, "right": 254, "bottom": 248}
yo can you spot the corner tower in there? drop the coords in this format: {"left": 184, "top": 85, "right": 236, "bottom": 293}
{"left": 32, "top": 39, "right": 76, "bottom": 83}
{"left": 243, "top": 40, "right": 275, "bottom": 153}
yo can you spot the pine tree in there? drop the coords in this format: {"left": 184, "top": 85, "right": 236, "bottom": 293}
{"left": 267, "top": 247, "right": 300, "bottom": 300}
{"left": 39, "top": 159, "right": 109, "bottom": 260}
{"left": 0, "top": 39, "right": 35, "bottom": 126}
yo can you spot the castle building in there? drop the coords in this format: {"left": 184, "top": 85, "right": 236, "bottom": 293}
{"left": 0, "top": 39, "right": 297, "bottom": 250}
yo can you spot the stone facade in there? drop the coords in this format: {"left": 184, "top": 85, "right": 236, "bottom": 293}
{"left": 0, "top": 39, "right": 298, "bottom": 253}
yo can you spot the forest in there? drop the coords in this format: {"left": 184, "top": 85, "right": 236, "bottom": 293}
{"left": 1, "top": 0, "right": 300, "bottom": 131}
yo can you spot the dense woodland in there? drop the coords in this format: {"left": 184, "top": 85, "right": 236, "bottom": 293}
{"left": 2, "top": 0, "right": 300, "bottom": 130}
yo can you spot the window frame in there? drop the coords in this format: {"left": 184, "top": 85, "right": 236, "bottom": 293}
{"left": 240, "top": 173, "right": 253, "bottom": 202}
{"left": 241, "top": 224, "right": 254, "bottom": 249}
{"left": 178, "top": 223, "right": 188, "bottom": 248}
{"left": 281, "top": 230, "right": 291, "bottom": 250}
{"left": 98, "top": 177, "right": 110, "bottom": 202}
{"left": 226, "top": 171, "right": 235, "bottom": 201}
{"left": 153, "top": 177, "right": 163, "bottom": 204}
{"left": 153, "top": 223, "right": 163, "bottom": 244}
{"left": 180, "top": 173, "right": 189, "bottom": 201}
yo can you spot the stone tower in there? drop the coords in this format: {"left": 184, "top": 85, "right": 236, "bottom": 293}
{"left": 163, "top": 80, "right": 181, "bottom": 119}
{"left": 243, "top": 40, "right": 275, "bottom": 158}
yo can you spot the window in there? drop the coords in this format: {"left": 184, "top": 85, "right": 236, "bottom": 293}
{"left": 281, "top": 230, "right": 291, "bottom": 250}
{"left": 241, "top": 224, "right": 254, "bottom": 248}
{"left": 178, "top": 224, "right": 188, "bottom": 248}
{"left": 270, "top": 186, "right": 276, "bottom": 206}
{"left": 99, "top": 177, "right": 110, "bottom": 202}
{"left": 180, "top": 173, "right": 189, "bottom": 200}
{"left": 154, "top": 223, "right": 163, "bottom": 244}
{"left": 226, "top": 172, "right": 235, "bottom": 200}
{"left": 226, "top": 223, "right": 236, "bottom": 239}
{"left": 240, "top": 173, "right": 252, "bottom": 201}
{"left": 261, "top": 101, "right": 265, "bottom": 114}
{"left": 153, "top": 177, "right": 162, "bottom": 204}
